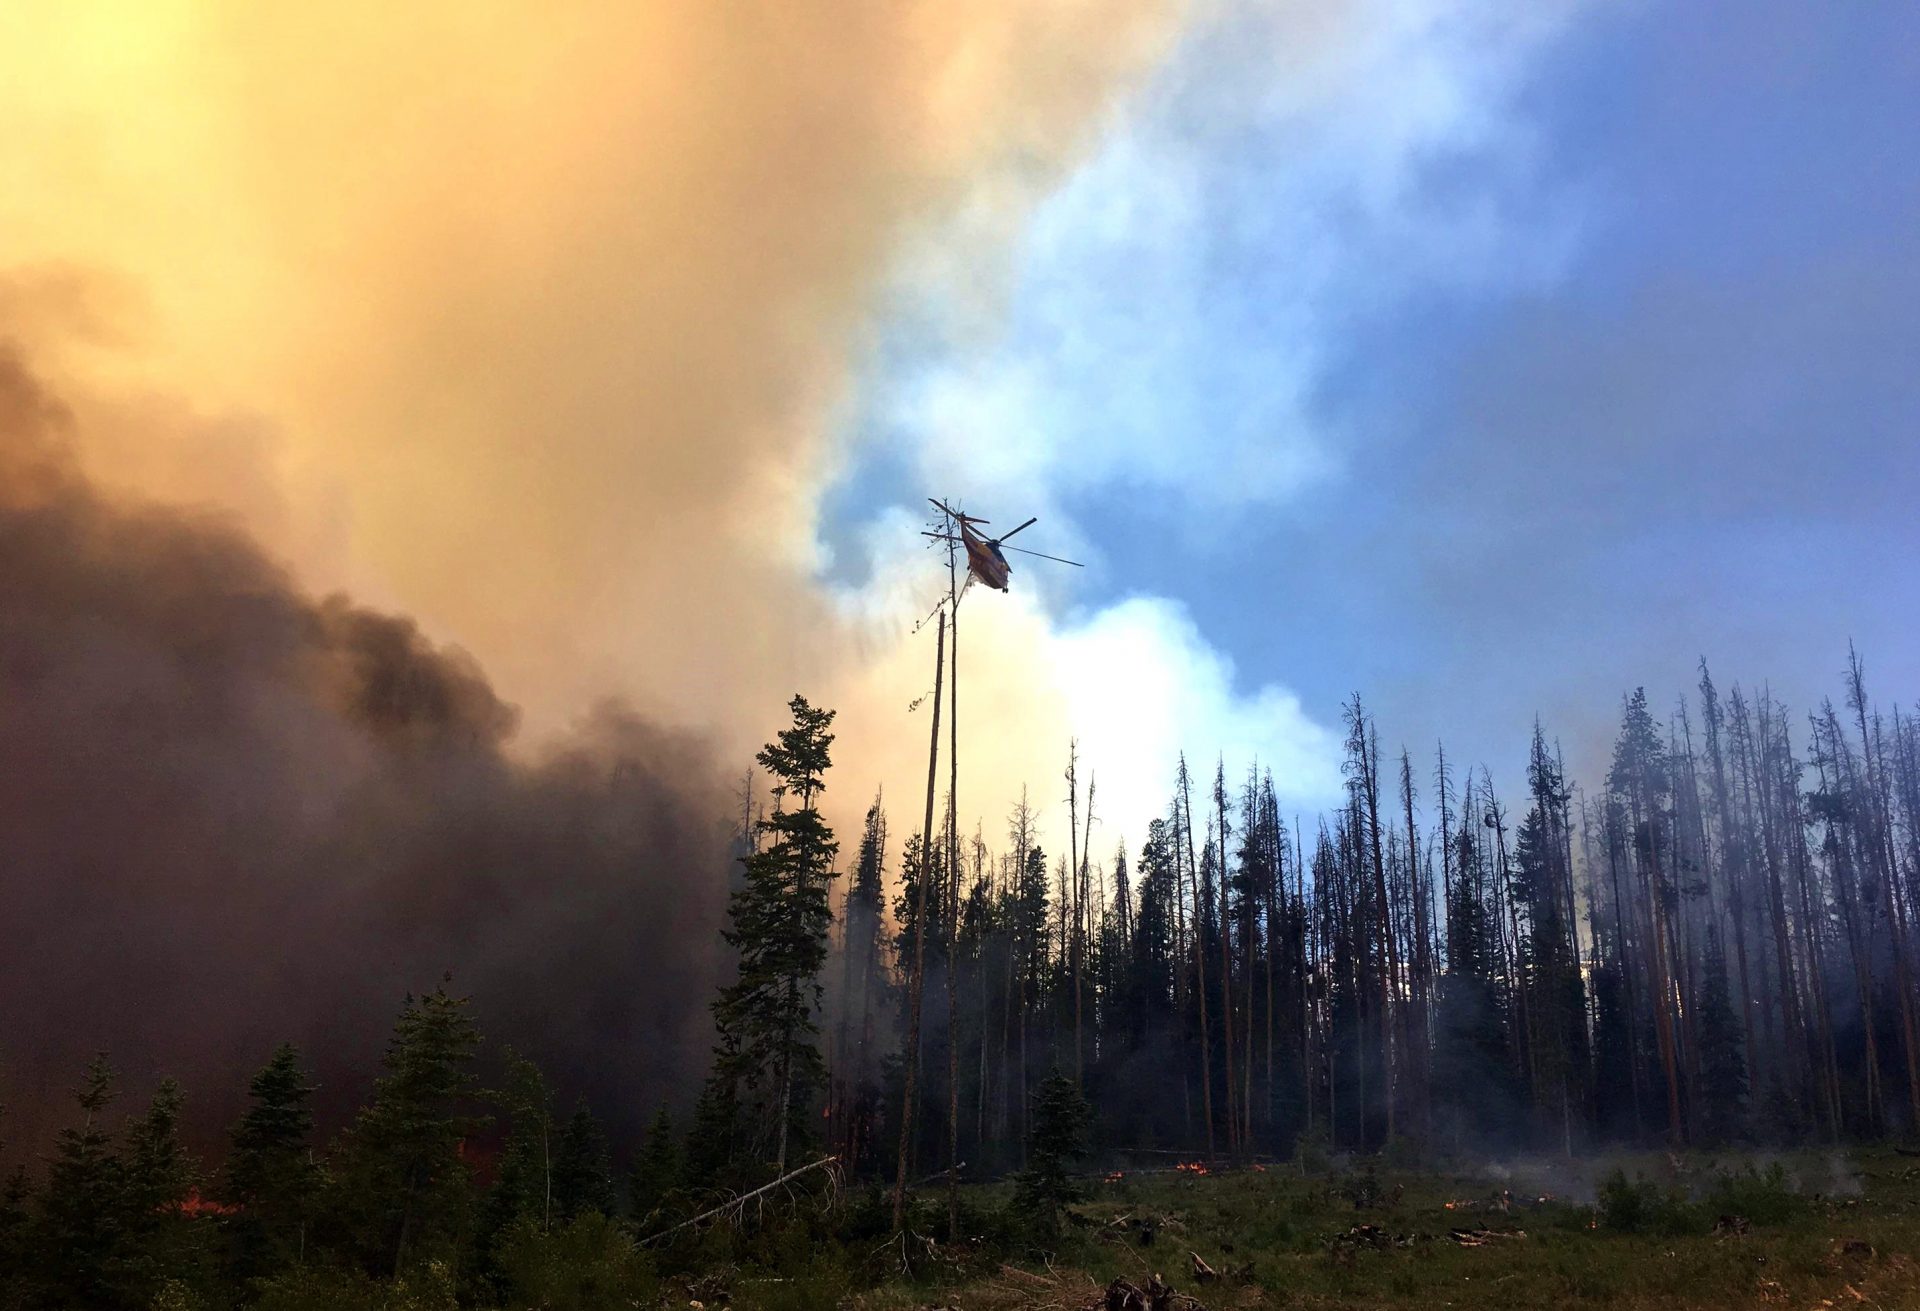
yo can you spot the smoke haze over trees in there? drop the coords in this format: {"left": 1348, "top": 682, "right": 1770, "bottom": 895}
{"left": 0, "top": 344, "right": 735, "bottom": 1158}
{"left": 10, "top": 330, "right": 1920, "bottom": 1306}
{"left": 12, "top": 314, "right": 1920, "bottom": 1178}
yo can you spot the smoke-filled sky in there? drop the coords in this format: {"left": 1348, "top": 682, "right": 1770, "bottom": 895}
{"left": 3, "top": 2, "right": 1918, "bottom": 1142}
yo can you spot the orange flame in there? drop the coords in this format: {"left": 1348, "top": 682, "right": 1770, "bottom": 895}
{"left": 174, "top": 1188, "right": 237, "bottom": 1217}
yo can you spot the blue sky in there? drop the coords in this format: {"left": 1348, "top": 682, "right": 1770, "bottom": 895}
{"left": 822, "top": 0, "right": 1920, "bottom": 809}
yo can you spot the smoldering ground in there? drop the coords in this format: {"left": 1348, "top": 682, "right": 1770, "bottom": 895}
{"left": 0, "top": 343, "right": 736, "bottom": 1159}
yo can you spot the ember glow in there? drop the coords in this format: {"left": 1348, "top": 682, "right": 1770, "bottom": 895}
{"left": 172, "top": 1190, "right": 237, "bottom": 1218}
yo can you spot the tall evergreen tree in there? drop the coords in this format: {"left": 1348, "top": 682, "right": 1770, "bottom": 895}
{"left": 701, "top": 695, "right": 840, "bottom": 1177}
{"left": 223, "top": 1043, "right": 322, "bottom": 1279}
{"left": 628, "top": 1106, "right": 683, "bottom": 1227}
{"left": 118, "top": 1079, "right": 208, "bottom": 1301}
{"left": 0, "top": 1161, "right": 29, "bottom": 1308}
{"left": 1696, "top": 928, "right": 1750, "bottom": 1144}
{"left": 1609, "top": 688, "right": 1685, "bottom": 1145}
{"left": 476, "top": 1051, "right": 552, "bottom": 1288}
{"left": 835, "top": 793, "right": 891, "bottom": 1171}
{"left": 329, "top": 982, "right": 485, "bottom": 1276}
{"left": 35, "top": 1055, "right": 126, "bottom": 1308}
{"left": 551, "top": 1106, "right": 616, "bottom": 1220}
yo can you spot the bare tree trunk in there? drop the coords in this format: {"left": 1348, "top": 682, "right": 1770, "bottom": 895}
{"left": 1361, "top": 726, "right": 1399, "bottom": 1142}
{"left": 1401, "top": 750, "right": 1429, "bottom": 1140}
{"left": 1216, "top": 760, "right": 1239, "bottom": 1157}
{"left": 1847, "top": 652, "right": 1920, "bottom": 1129}
{"left": 1179, "top": 756, "right": 1216, "bottom": 1160}
{"left": 945, "top": 548, "right": 962, "bottom": 1238}
{"left": 1068, "top": 742, "right": 1083, "bottom": 1087}
{"left": 891, "top": 610, "right": 945, "bottom": 1231}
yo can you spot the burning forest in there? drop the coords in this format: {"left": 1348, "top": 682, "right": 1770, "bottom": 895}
{"left": 10, "top": 344, "right": 1920, "bottom": 1302}
{"left": 5, "top": 3, "right": 1920, "bottom": 1308}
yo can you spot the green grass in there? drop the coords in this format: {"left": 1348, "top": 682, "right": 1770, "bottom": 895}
{"left": 819, "top": 1148, "right": 1920, "bottom": 1311}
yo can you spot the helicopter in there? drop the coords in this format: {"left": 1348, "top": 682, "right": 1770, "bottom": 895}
{"left": 924, "top": 497, "right": 1082, "bottom": 593}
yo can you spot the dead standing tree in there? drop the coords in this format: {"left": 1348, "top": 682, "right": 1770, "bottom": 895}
{"left": 895, "top": 497, "right": 1080, "bottom": 1231}
{"left": 891, "top": 609, "right": 944, "bottom": 1231}
{"left": 1178, "top": 754, "right": 1216, "bottom": 1160}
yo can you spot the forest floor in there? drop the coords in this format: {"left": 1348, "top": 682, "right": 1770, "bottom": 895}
{"left": 826, "top": 1148, "right": 1920, "bottom": 1311}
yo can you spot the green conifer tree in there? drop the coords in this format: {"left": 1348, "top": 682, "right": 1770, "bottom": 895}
{"left": 0, "top": 1100, "right": 34, "bottom": 1306}
{"left": 223, "top": 1043, "right": 322, "bottom": 1279}
{"left": 484, "top": 1052, "right": 553, "bottom": 1234}
{"left": 1012, "top": 1072, "right": 1091, "bottom": 1235}
{"left": 1697, "top": 928, "right": 1750, "bottom": 1144}
{"left": 551, "top": 1106, "right": 616, "bottom": 1220}
{"left": 628, "top": 1106, "right": 682, "bottom": 1227}
{"left": 473, "top": 1052, "right": 554, "bottom": 1296}
{"left": 118, "top": 1079, "right": 209, "bottom": 1300}
{"left": 36, "top": 1055, "right": 126, "bottom": 1308}
{"left": 700, "top": 696, "right": 840, "bottom": 1177}
{"left": 330, "top": 981, "right": 486, "bottom": 1276}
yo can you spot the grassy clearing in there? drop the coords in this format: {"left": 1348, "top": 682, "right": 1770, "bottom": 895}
{"left": 801, "top": 1148, "right": 1920, "bottom": 1311}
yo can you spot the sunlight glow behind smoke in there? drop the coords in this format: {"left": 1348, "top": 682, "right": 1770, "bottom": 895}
{"left": 0, "top": 0, "right": 1372, "bottom": 867}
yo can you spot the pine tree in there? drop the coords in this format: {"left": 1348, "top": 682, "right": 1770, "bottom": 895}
{"left": 477, "top": 1051, "right": 552, "bottom": 1288}
{"left": 1610, "top": 687, "right": 1685, "bottom": 1146}
{"left": 685, "top": 1051, "right": 742, "bottom": 1187}
{"left": 551, "top": 1106, "right": 616, "bottom": 1220}
{"left": 836, "top": 794, "right": 890, "bottom": 1170}
{"left": 118, "top": 1079, "right": 208, "bottom": 1300}
{"left": 1590, "top": 961, "right": 1638, "bottom": 1140}
{"left": 36, "top": 1055, "right": 126, "bottom": 1308}
{"left": 628, "top": 1106, "right": 682, "bottom": 1227}
{"left": 1433, "top": 815, "right": 1514, "bottom": 1146}
{"left": 330, "top": 981, "right": 485, "bottom": 1275}
{"left": 224, "top": 1043, "right": 322, "bottom": 1278}
{"left": 1012, "top": 1072, "right": 1091, "bottom": 1235}
{"left": 0, "top": 1101, "right": 35, "bottom": 1306}
{"left": 1515, "top": 731, "right": 1588, "bottom": 1152}
{"left": 701, "top": 696, "right": 840, "bottom": 1178}
{"left": 1697, "top": 928, "right": 1749, "bottom": 1144}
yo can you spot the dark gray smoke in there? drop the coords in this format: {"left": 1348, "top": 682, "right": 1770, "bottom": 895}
{"left": 0, "top": 344, "right": 732, "bottom": 1161}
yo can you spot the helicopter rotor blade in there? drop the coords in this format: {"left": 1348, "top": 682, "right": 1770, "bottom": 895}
{"left": 1001, "top": 544, "right": 1083, "bottom": 567}
{"left": 927, "top": 497, "right": 988, "bottom": 525}
{"left": 994, "top": 517, "right": 1038, "bottom": 544}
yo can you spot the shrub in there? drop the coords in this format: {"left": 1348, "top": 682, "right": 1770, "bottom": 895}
{"left": 1293, "top": 1127, "right": 1333, "bottom": 1175}
{"left": 498, "top": 1213, "right": 658, "bottom": 1311}
{"left": 253, "top": 1263, "right": 457, "bottom": 1311}
{"left": 1010, "top": 1074, "right": 1092, "bottom": 1235}
{"left": 1596, "top": 1169, "right": 1696, "bottom": 1235}
{"left": 1704, "top": 1162, "right": 1801, "bottom": 1225}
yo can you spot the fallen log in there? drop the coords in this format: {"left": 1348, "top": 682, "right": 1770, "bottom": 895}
{"left": 1448, "top": 1227, "right": 1527, "bottom": 1247}
{"left": 639, "top": 1155, "right": 838, "bottom": 1245}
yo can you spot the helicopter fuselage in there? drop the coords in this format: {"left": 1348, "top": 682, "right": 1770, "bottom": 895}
{"left": 958, "top": 522, "right": 1011, "bottom": 591}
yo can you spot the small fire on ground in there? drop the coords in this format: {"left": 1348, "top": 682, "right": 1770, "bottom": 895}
{"left": 174, "top": 1189, "right": 237, "bottom": 1217}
